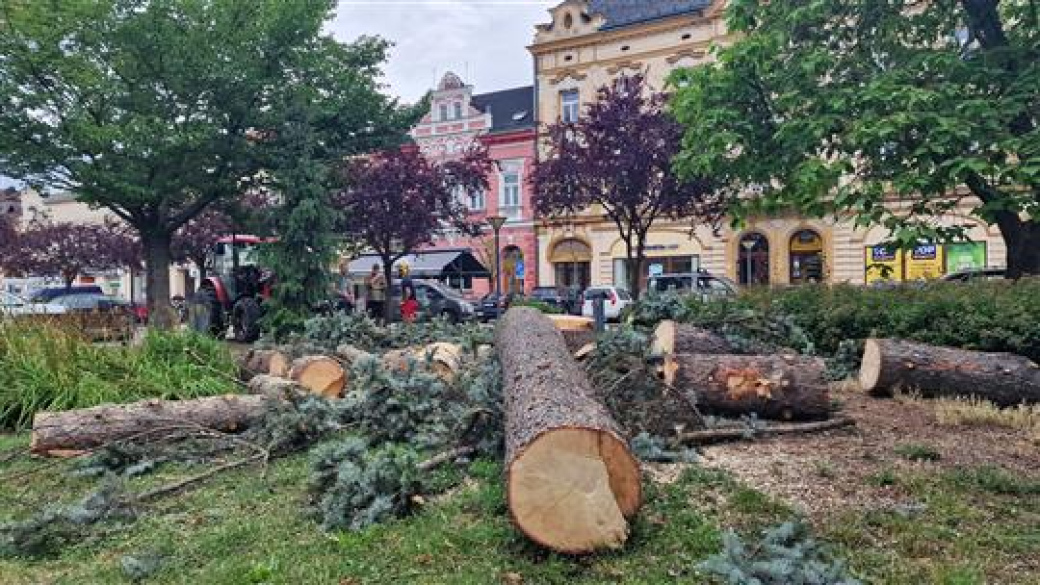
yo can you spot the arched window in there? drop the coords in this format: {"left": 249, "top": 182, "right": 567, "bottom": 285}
{"left": 550, "top": 238, "right": 591, "bottom": 290}
{"left": 737, "top": 233, "right": 770, "bottom": 285}
{"left": 789, "top": 229, "right": 824, "bottom": 284}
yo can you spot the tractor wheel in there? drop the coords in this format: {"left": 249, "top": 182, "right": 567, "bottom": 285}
{"left": 188, "top": 288, "right": 225, "bottom": 338}
{"left": 232, "top": 297, "right": 262, "bottom": 343}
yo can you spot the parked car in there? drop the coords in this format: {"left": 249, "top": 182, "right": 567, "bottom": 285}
{"left": 648, "top": 271, "right": 738, "bottom": 300}
{"left": 580, "top": 286, "right": 634, "bottom": 322}
{"left": 389, "top": 280, "right": 476, "bottom": 323}
{"left": 942, "top": 267, "right": 1006, "bottom": 282}
{"left": 29, "top": 285, "right": 105, "bottom": 303}
{"left": 476, "top": 292, "right": 522, "bottom": 322}
{"left": 47, "top": 292, "right": 130, "bottom": 313}
{"left": 0, "top": 290, "right": 67, "bottom": 316}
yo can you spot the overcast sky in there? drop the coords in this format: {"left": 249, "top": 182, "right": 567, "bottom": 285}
{"left": 329, "top": 0, "right": 555, "bottom": 103}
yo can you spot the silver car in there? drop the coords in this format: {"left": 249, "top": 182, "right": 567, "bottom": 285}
{"left": 0, "top": 290, "right": 67, "bottom": 316}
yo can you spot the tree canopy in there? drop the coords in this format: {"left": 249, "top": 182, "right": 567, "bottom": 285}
{"left": 334, "top": 147, "right": 492, "bottom": 320}
{"left": 532, "top": 74, "right": 716, "bottom": 297}
{"left": 0, "top": 220, "right": 138, "bottom": 287}
{"left": 0, "top": 0, "right": 405, "bottom": 324}
{"left": 670, "top": 0, "right": 1040, "bottom": 276}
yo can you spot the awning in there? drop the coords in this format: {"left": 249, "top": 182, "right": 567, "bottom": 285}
{"left": 347, "top": 249, "right": 491, "bottom": 279}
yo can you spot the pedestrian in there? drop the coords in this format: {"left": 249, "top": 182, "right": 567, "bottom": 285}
{"left": 366, "top": 264, "right": 387, "bottom": 322}
{"left": 398, "top": 261, "right": 414, "bottom": 301}
{"left": 400, "top": 288, "right": 420, "bottom": 324}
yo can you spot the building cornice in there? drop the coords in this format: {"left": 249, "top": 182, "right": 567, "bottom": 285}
{"left": 528, "top": 11, "right": 719, "bottom": 56}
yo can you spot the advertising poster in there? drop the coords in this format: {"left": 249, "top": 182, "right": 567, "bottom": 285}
{"left": 945, "top": 242, "right": 987, "bottom": 274}
{"left": 865, "top": 246, "right": 903, "bottom": 283}
{"left": 905, "top": 243, "right": 945, "bottom": 280}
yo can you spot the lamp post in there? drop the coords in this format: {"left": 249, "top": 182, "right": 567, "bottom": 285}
{"left": 486, "top": 215, "right": 507, "bottom": 316}
{"left": 741, "top": 238, "right": 757, "bottom": 286}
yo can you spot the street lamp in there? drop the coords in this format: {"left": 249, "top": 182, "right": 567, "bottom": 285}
{"left": 741, "top": 237, "right": 757, "bottom": 286}
{"left": 486, "top": 215, "right": 507, "bottom": 315}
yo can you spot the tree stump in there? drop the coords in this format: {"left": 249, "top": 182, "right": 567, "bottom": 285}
{"left": 859, "top": 338, "right": 1040, "bottom": 406}
{"left": 496, "top": 307, "right": 642, "bottom": 554}
{"left": 674, "top": 354, "right": 831, "bottom": 420}
{"left": 31, "top": 394, "right": 271, "bottom": 456}
{"left": 289, "top": 356, "right": 347, "bottom": 399}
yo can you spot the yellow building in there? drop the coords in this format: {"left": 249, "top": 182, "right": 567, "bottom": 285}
{"left": 530, "top": 0, "right": 1005, "bottom": 289}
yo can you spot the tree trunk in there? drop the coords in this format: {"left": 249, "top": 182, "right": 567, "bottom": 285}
{"left": 247, "top": 375, "right": 302, "bottom": 399}
{"left": 30, "top": 394, "right": 271, "bottom": 456}
{"left": 859, "top": 338, "right": 1040, "bottom": 406}
{"left": 382, "top": 255, "right": 396, "bottom": 324}
{"left": 335, "top": 344, "right": 375, "bottom": 369}
{"left": 241, "top": 348, "right": 292, "bottom": 378}
{"left": 143, "top": 230, "right": 174, "bottom": 329}
{"left": 381, "top": 343, "right": 464, "bottom": 384}
{"left": 673, "top": 354, "right": 831, "bottom": 420}
{"left": 652, "top": 321, "right": 735, "bottom": 357}
{"left": 994, "top": 211, "right": 1040, "bottom": 278}
{"left": 289, "top": 356, "right": 347, "bottom": 399}
{"left": 496, "top": 307, "right": 642, "bottom": 554}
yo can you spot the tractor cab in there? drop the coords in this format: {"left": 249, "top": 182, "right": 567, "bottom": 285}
{"left": 189, "top": 235, "right": 274, "bottom": 342}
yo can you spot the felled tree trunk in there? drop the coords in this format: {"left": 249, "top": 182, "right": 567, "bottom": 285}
{"left": 859, "top": 338, "right": 1040, "bottom": 406}
{"left": 242, "top": 348, "right": 291, "bottom": 378}
{"left": 289, "top": 356, "right": 347, "bottom": 399}
{"left": 547, "top": 314, "right": 596, "bottom": 354}
{"left": 652, "top": 320, "right": 735, "bottom": 357}
{"left": 31, "top": 394, "right": 271, "bottom": 456}
{"left": 674, "top": 354, "right": 831, "bottom": 421}
{"left": 496, "top": 307, "right": 642, "bottom": 554}
{"left": 247, "top": 374, "right": 302, "bottom": 399}
{"left": 335, "top": 344, "right": 375, "bottom": 369}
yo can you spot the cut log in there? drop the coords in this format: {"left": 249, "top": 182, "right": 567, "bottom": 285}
{"left": 652, "top": 321, "right": 734, "bottom": 357}
{"left": 382, "top": 343, "right": 463, "bottom": 384}
{"left": 30, "top": 394, "right": 271, "bottom": 456}
{"left": 289, "top": 356, "right": 347, "bottom": 399}
{"left": 497, "top": 307, "right": 642, "bottom": 554}
{"left": 247, "top": 374, "right": 302, "bottom": 399}
{"left": 859, "top": 338, "right": 1040, "bottom": 407}
{"left": 674, "top": 354, "right": 831, "bottom": 421}
{"left": 242, "top": 348, "right": 291, "bottom": 377}
{"left": 574, "top": 343, "right": 596, "bottom": 361}
{"left": 653, "top": 321, "right": 736, "bottom": 386}
{"left": 546, "top": 314, "right": 594, "bottom": 331}
{"left": 335, "top": 344, "right": 375, "bottom": 369}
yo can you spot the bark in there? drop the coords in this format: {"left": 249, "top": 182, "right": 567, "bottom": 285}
{"left": 561, "top": 329, "right": 596, "bottom": 354}
{"left": 859, "top": 338, "right": 1040, "bottom": 406}
{"left": 496, "top": 307, "right": 642, "bottom": 554}
{"left": 30, "top": 394, "right": 271, "bottom": 456}
{"left": 241, "top": 348, "right": 292, "bottom": 378}
{"left": 652, "top": 321, "right": 735, "bottom": 358}
{"left": 994, "top": 211, "right": 1040, "bottom": 278}
{"left": 381, "top": 343, "right": 463, "bottom": 384}
{"left": 335, "top": 344, "right": 376, "bottom": 369}
{"left": 247, "top": 374, "right": 302, "bottom": 399}
{"left": 674, "top": 354, "right": 831, "bottom": 421}
{"left": 143, "top": 230, "right": 174, "bottom": 329}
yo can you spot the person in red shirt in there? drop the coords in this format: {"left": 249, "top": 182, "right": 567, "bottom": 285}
{"left": 400, "top": 289, "right": 420, "bottom": 323}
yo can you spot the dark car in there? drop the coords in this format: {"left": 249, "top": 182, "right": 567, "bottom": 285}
{"left": 388, "top": 280, "right": 476, "bottom": 323}
{"left": 530, "top": 287, "right": 564, "bottom": 308}
{"left": 942, "top": 268, "right": 1006, "bottom": 282}
{"left": 648, "top": 271, "right": 738, "bottom": 300}
{"left": 476, "top": 292, "right": 522, "bottom": 322}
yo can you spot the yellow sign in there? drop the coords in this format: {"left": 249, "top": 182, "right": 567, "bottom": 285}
{"left": 905, "top": 244, "right": 944, "bottom": 280}
{"left": 864, "top": 246, "right": 903, "bottom": 283}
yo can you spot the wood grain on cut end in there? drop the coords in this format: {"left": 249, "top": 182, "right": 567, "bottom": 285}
{"left": 289, "top": 356, "right": 346, "bottom": 399}
{"left": 858, "top": 338, "right": 883, "bottom": 394}
{"left": 508, "top": 428, "right": 637, "bottom": 554}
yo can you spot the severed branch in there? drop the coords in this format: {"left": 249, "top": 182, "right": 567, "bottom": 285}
{"left": 416, "top": 445, "right": 478, "bottom": 472}
{"left": 673, "top": 416, "right": 856, "bottom": 446}
{"left": 136, "top": 453, "right": 266, "bottom": 502}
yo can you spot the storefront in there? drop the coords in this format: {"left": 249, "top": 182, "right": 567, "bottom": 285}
{"left": 550, "top": 238, "right": 592, "bottom": 290}
{"left": 864, "top": 241, "right": 989, "bottom": 283}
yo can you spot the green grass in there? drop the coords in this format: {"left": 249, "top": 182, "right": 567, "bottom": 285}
{"left": 0, "top": 323, "right": 238, "bottom": 429}
{"left": 894, "top": 443, "right": 942, "bottom": 462}
{"left": 2, "top": 433, "right": 1038, "bottom": 584}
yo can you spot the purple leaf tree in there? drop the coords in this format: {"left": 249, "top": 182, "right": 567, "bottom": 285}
{"left": 334, "top": 146, "right": 492, "bottom": 320}
{"left": 2, "top": 220, "right": 141, "bottom": 288}
{"left": 532, "top": 74, "right": 718, "bottom": 298}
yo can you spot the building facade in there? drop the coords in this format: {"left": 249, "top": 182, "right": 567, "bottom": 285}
{"left": 410, "top": 72, "right": 539, "bottom": 298}
{"left": 530, "top": 0, "right": 1006, "bottom": 290}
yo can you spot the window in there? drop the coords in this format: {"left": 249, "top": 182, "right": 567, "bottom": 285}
{"left": 467, "top": 190, "right": 485, "bottom": 211}
{"left": 560, "top": 90, "right": 580, "bottom": 123}
{"left": 439, "top": 104, "right": 448, "bottom": 121}
{"left": 454, "top": 102, "right": 463, "bottom": 119}
{"left": 500, "top": 169, "right": 521, "bottom": 218}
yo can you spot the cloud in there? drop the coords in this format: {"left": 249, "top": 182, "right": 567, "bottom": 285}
{"left": 328, "top": 0, "right": 554, "bottom": 102}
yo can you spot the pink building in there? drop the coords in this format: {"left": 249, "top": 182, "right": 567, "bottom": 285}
{"left": 410, "top": 72, "right": 538, "bottom": 299}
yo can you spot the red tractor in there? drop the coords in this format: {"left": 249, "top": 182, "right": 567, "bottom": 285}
{"left": 188, "top": 235, "right": 274, "bottom": 342}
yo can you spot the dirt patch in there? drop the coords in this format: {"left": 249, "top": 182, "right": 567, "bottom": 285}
{"left": 699, "top": 387, "right": 1040, "bottom": 520}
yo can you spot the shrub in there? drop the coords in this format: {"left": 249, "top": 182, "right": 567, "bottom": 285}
{"left": 0, "top": 321, "right": 238, "bottom": 429}
{"left": 509, "top": 299, "right": 563, "bottom": 314}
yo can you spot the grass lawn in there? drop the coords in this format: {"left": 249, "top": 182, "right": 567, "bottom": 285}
{"left": 1, "top": 431, "right": 1038, "bottom": 584}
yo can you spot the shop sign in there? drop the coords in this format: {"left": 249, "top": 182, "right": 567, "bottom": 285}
{"left": 945, "top": 242, "right": 987, "bottom": 273}
{"left": 648, "top": 263, "right": 664, "bottom": 276}
{"left": 864, "top": 246, "right": 902, "bottom": 283}
{"left": 906, "top": 243, "right": 944, "bottom": 280}
{"left": 514, "top": 261, "right": 524, "bottom": 279}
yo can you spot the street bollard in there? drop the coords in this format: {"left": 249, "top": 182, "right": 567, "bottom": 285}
{"left": 593, "top": 296, "right": 606, "bottom": 333}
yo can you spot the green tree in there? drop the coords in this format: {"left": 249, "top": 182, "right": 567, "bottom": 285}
{"left": 670, "top": 0, "right": 1040, "bottom": 277}
{"left": 0, "top": 0, "right": 389, "bottom": 325}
